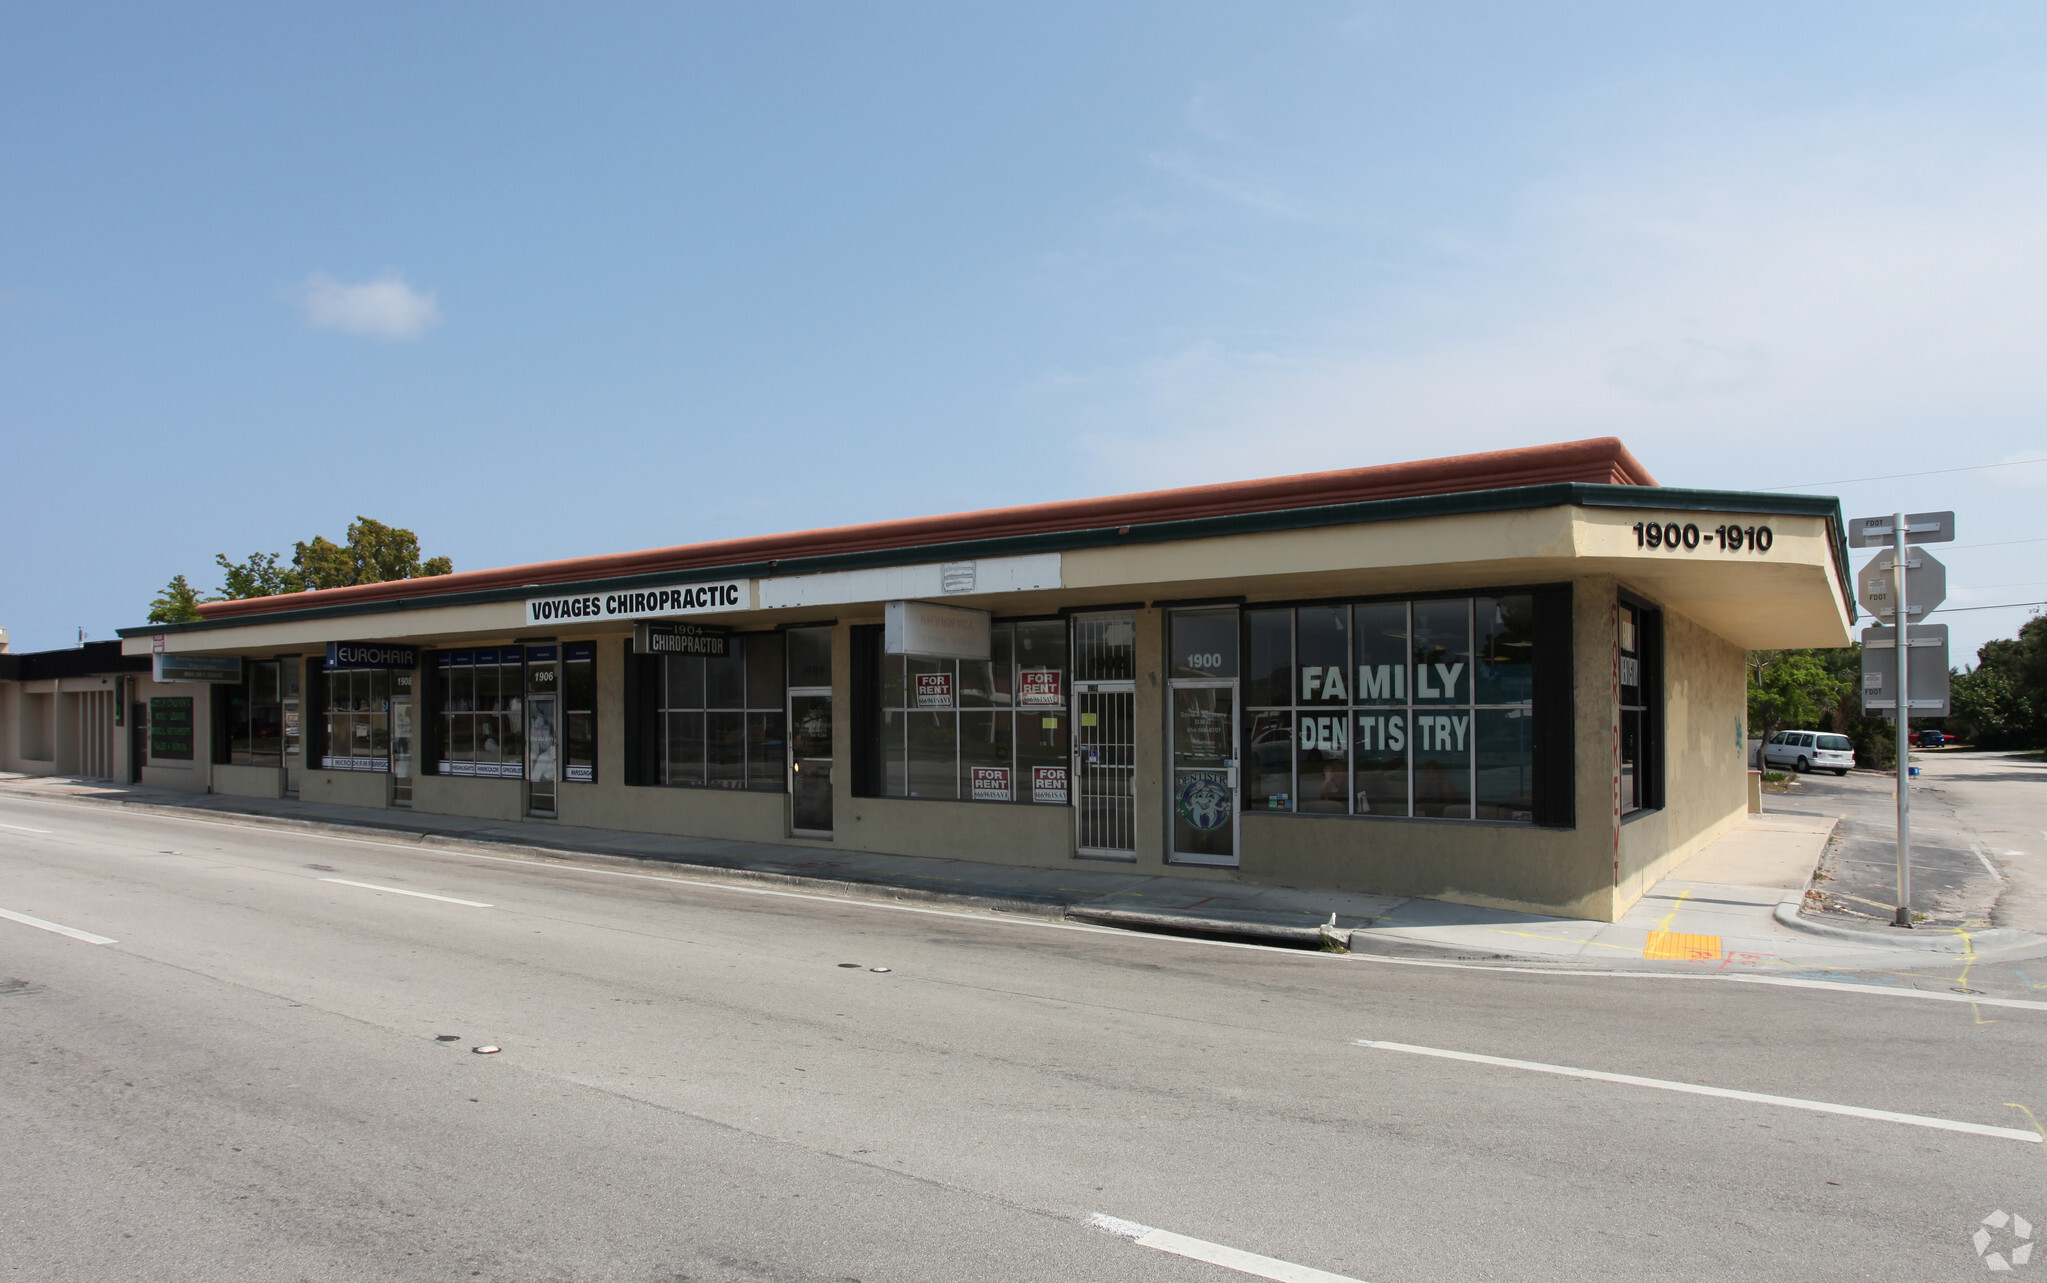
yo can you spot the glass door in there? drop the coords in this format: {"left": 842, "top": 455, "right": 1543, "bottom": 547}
{"left": 391, "top": 667, "right": 415, "bottom": 807}
{"left": 1168, "top": 608, "right": 1240, "bottom": 866}
{"left": 790, "top": 693, "right": 833, "bottom": 835}
{"left": 523, "top": 647, "right": 558, "bottom": 817}
{"left": 1170, "top": 686, "right": 1238, "bottom": 864}
{"left": 282, "top": 658, "right": 303, "bottom": 797}
{"left": 525, "top": 694, "right": 558, "bottom": 817}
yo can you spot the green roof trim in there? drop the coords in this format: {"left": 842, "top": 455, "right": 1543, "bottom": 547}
{"left": 120, "top": 482, "right": 1849, "bottom": 638}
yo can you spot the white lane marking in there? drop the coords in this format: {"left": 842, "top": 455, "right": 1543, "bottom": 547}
{"left": 1088, "top": 1214, "right": 1366, "bottom": 1283}
{"left": 0, "top": 906, "right": 117, "bottom": 945}
{"left": 8, "top": 796, "right": 2047, "bottom": 1012}
{"left": 1971, "top": 846, "right": 2004, "bottom": 880}
{"left": 0, "top": 822, "right": 54, "bottom": 833}
{"left": 1354, "top": 1040, "right": 2043, "bottom": 1144}
{"left": 319, "top": 878, "right": 492, "bottom": 908}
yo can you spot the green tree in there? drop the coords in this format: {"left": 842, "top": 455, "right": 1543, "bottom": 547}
{"left": 1945, "top": 622, "right": 2047, "bottom": 748}
{"left": 1950, "top": 663, "right": 2035, "bottom": 748}
{"left": 148, "top": 518, "right": 452, "bottom": 620}
{"left": 1746, "top": 649, "right": 1850, "bottom": 739}
{"left": 214, "top": 550, "right": 303, "bottom": 600}
{"left": 291, "top": 517, "right": 453, "bottom": 591}
{"left": 146, "top": 574, "right": 209, "bottom": 623}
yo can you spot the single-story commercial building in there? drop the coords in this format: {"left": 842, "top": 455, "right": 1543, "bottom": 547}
{"left": 76, "top": 438, "right": 1850, "bottom": 921}
{"left": 0, "top": 640, "right": 152, "bottom": 783}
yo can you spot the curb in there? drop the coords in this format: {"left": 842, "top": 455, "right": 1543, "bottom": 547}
{"left": 1063, "top": 906, "right": 1328, "bottom": 945}
{"left": 1771, "top": 892, "right": 2045, "bottom": 954}
{"left": 2, "top": 788, "right": 1077, "bottom": 921}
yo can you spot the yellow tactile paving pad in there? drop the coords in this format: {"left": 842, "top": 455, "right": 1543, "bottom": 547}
{"left": 1643, "top": 931, "right": 1722, "bottom": 961}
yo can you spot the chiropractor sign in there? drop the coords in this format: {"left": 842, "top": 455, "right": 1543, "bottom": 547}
{"left": 524, "top": 580, "right": 750, "bottom": 625}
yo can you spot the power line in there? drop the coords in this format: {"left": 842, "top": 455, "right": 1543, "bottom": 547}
{"left": 1944, "top": 535, "right": 2047, "bottom": 551}
{"left": 1926, "top": 600, "right": 2047, "bottom": 614}
{"left": 1764, "top": 455, "right": 2047, "bottom": 491}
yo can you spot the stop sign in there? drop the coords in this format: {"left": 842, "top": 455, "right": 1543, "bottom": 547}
{"left": 1856, "top": 546, "right": 1946, "bottom": 621}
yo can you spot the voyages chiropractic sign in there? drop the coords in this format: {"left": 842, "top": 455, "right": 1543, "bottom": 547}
{"left": 524, "top": 581, "right": 750, "bottom": 626}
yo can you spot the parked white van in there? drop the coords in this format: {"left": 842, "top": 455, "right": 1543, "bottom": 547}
{"left": 1761, "top": 730, "right": 1855, "bottom": 776}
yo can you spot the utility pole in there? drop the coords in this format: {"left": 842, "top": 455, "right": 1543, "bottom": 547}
{"left": 1889, "top": 513, "right": 1911, "bottom": 928}
{"left": 1851, "top": 510, "right": 1954, "bottom": 931}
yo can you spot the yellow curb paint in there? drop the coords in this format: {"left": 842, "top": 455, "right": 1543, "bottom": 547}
{"left": 1949, "top": 929, "right": 1996, "bottom": 1026}
{"left": 1645, "top": 931, "right": 1722, "bottom": 962}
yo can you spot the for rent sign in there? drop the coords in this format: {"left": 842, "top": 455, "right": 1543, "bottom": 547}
{"left": 1019, "top": 669, "right": 1062, "bottom": 706}
{"left": 915, "top": 673, "right": 954, "bottom": 708}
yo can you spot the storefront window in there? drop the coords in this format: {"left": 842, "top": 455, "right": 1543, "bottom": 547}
{"left": 1619, "top": 601, "right": 1661, "bottom": 814}
{"left": 877, "top": 620, "right": 1067, "bottom": 802}
{"left": 323, "top": 667, "right": 390, "bottom": 772}
{"left": 226, "top": 660, "right": 283, "bottom": 766}
{"left": 1243, "top": 595, "right": 1537, "bottom": 823}
{"left": 661, "top": 634, "right": 784, "bottom": 791}
{"left": 435, "top": 648, "right": 526, "bottom": 777}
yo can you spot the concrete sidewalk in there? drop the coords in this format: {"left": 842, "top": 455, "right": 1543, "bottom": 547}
{"left": 4, "top": 773, "right": 2038, "bottom": 971}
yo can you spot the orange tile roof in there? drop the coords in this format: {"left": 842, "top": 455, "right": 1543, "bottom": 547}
{"left": 196, "top": 436, "right": 1653, "bottom": 620}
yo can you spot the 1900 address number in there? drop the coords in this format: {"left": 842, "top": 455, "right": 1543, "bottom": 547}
{"left": 1632, "top": 520, "right": 1773, "bottom": 553}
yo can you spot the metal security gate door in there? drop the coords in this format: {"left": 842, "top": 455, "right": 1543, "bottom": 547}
{"left": 1071, "top": 611, "right": 1138, "bottom": 859}
{"left": 1074, "top": 683, "right": 1135, "bottom": 857}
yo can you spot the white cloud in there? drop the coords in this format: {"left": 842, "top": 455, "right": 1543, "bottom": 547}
{"left": 1060, "top": 88, "right": 2047, "bottom": 493}
{"left": 298, "top": 270, "right": 441, "bottom": 341}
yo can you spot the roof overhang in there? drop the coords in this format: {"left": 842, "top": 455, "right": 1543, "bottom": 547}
{"left": 121, "top": 483, "right": 1850, "bottom": 655}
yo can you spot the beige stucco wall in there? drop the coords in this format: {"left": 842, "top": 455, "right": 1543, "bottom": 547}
{"left": 5, "top": 684, "right": 56, "bottom": 772}
{"left": 410, "top": 774, "right": 523, "bottom": 820}
{"left": 212, "top": 763, "right": 285, "bottom": 800}
{"left": 1613, "top": 595, "right": 1750, "bottom": 909}
{"left": 304, "top": 768, "right": 392, "bottom": 809}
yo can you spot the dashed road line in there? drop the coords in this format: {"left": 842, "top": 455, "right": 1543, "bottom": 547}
{"left": 0, "top": 906, "right": 117, "bottom": 945}
{"left": 1353, "top": 1039, "right": 2042, "bottom": 1144}
{"left": 1088, "top": 1214, "right": 1366, "bottom": 1282}
{"left": 319, "top": 878, "right": 492, "bottom": 908}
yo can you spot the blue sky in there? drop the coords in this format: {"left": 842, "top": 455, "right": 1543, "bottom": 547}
{"left": 6, "top": 3, "right": 2047, "bottom": 662}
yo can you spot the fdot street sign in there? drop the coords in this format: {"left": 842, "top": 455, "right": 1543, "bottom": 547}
{"left": 1856, "top": 546, "right": 1946, "bottom": 621}
{"left": 1847, "top": 510, "right": 1955, "bottom": 548}
{"left": 1860, "top": 624, "right": 1951, "bottom": 716}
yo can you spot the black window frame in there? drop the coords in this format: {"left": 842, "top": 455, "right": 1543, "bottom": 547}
{"left": 1231, "top": 583, "right": 1574, "bottom": 828}
{"left": 1618, "top": 592, "right": 1664, "bottom": 816}
{"left": 856, "top": 614, "right": 1072, "bottom": 806}
{"left": 652, "top": 631, "right": 787, "bottom": 793}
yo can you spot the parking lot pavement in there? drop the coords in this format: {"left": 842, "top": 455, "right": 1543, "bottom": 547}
{"left": 1766, "top": 751, "right": 2036, "bottom": 934}
{"left": 1909, "top": 750, "right": 2047, "bottom": 936}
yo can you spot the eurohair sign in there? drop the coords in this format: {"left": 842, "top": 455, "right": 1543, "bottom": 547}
{"left": 325, "top": 642, "right": 418, "bottom": 671}
{"left": 525, "top": 581, "right": 749, "bottom": 626}
{"left": 884, "top": 599, "right": 991, "bottom": 661}
{"left": 153, "top": 653, "right": 243, "bottom": 684}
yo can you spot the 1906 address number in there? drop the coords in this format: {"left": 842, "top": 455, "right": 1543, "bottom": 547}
{"left": 1632, "top": 520, "right": 1772, "bottom": 553}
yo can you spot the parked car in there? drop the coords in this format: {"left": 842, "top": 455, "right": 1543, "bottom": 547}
{"left": 1912, "top": 729, "right": 1947, "bottom": 748}
{"left": 1761, "top": 730, "right": 1855, "bottom": 775}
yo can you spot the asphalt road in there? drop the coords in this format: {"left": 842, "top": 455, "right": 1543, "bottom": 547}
{"left": 1773, "top": 749, "right": 2047, "bottom": 935}
{"left": 2, "top": 794, "right": 2044, "bottom": 1282}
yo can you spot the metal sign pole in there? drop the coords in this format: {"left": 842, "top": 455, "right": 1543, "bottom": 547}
{"left": 1892, "top": 511, "right": 1912, "bottom": 928}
